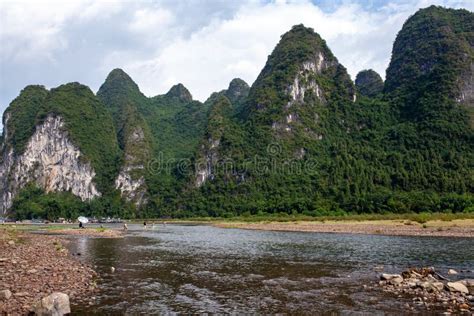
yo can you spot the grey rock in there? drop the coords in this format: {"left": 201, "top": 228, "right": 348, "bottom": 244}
{"left": 446, "top": 282, "right": 469, "bottom": 294}
{"left": 380, "top": 273, "right": 402, "bottom": 281}
{"left": 389, "top": 276, "right": 404, "bottom": 285}
{"left": 0, "top": 289, "right": 12, "bottom": 300}
{"left": 33, "top": 292, "right": 71, "bottom": 316}
{"left": 432, "top": 282, "right": 444, "bottom": 291}
{"left": 0, "top": 115, "right": 101, "bottom": 214}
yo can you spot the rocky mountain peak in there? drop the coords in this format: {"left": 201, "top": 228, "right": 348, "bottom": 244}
{"left": 100, "top": 68, "right": 140, "bottom": 93}
{"left": 243, "top": 24, "right": 355, "bottom": 123}
{"left": 355, "top": 69, "right": 384, "bottom": 98}
{"left": 384, "top": 6, "right": 473, "bottom": 98}
{"left": 225, "top": 78, "right": 249, "bottom": 104}
{"left": 165, "top": 83, "right": 193, "bottom": 103}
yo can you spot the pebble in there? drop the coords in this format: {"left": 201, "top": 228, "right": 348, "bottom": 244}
{"left": 0, "top": 290, "right": 12, "bottom": 300}
{"left": 378, "top": 267, "right": 472, "bottom": 313}
{"left": 459, "top": 303, "right": 469, "bottom": 309}
{"left": 0, "top": 231, "right": 97, "bottom": 315}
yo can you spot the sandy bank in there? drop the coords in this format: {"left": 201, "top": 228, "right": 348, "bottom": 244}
{"left": 215, "top": 219, "right": 474, "bottom": 237}
{"left": 49, "top": 227, "right": 124, "bottom": 238}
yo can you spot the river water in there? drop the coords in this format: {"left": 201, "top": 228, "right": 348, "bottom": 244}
{"left": 67, "top": 224, "right": 473, "bottom": 314}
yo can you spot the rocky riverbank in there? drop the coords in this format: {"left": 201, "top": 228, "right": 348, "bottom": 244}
{"left": 216, "top": 219, "right": 474, "bottom": 237}
{"left": 0, "top": 228, "right": 98, "bottom": 315}
{"left": 49, "top": 227, "right": 124, "bottom": 238}
{"left": 379, "top": 267, "right": 473, "bottom": 314}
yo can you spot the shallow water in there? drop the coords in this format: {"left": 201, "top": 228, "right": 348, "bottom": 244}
{"left": 67, "top": 224, "right": 474, "bottom": 314}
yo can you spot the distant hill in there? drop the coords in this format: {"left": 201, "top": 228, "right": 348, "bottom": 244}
{"left": 1, "top": 6, "right": 473, "bottom": 219}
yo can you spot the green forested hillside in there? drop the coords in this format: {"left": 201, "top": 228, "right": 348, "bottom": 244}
{"left": 3, "top": 6, "right": 474, "bottom": 219}
{"left": 177, "top": 7, "right": 473, "bottom": 217}
{"left": 355, "top": 70, "right": 384, "bottom": 98}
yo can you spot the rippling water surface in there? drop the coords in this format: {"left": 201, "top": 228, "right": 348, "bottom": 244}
{"left": 67, "top": 224, "right": 474, "bottom": 314}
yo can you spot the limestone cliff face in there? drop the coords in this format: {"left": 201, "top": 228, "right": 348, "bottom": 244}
{"left": 287, "top": 52, "right": 329, "bottom": 106}
{"left": 272, "top": 52, "right": 332, "bottom": 134}
{"left": 195, "top": 137, "right": 220, "bottom": 187}
{"left": 114, "top": 126, "right": 148, "bottom": 206}
{"left": 0, "top": 115, "right": 100, "bottom": 213}
{"left": 458, "top": 61, "right": 474, "bottom": 105}
{"left": 194, "top": 96, "right": 232, "bottom": 187}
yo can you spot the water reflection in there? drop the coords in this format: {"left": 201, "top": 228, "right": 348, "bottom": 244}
{"left": 68, "top": 224, "right": 474, "bottom": 314}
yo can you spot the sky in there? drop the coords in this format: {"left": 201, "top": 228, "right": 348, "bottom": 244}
{"left": 1, "top": 0, "right": 473, "bottom": 129}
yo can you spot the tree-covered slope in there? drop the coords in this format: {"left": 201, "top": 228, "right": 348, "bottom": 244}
{"left": 179, "top": 17, "right": 473, "bottom": 217}
{"left": 355, "top": 70, "right": 384, "bottom": 98}
{"left": 2, "top": 6, "right": 473, "bottom": 219}
{"left": 385, "top": 5, "right": 474, "bottom": 125}
{"left": 382, "top": 5, "right": 474, "bottom": 193}
{"left": 1, "top": 85, "right": 48, "bottom": 156}
{"left": 97, "top": 70, "right": 210, "bottom": 213}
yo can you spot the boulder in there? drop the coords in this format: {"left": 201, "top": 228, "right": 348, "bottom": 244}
{"left": 381, "top": 273, "right": 402, "bottom": 281}
{"left": 432, "top": 282, "right": 444, "bottom": 291}
{"left": 0, "top": 289, "right": 12, "bottom": 300}
{"left": 446, "top": 282, "right": 469, "bottom": 294}
{"left": 459, "top": 279, "right": 474, "bottom": 287}
{"left": 460, "top": 279, "right": 474, "bottom": 294}
{"left": 33, "top": 292, "right": 71, "bottom": 316}
{"left": 389, "top": 276, "right": 404, "bottom": 285}
{"left": 448, "top": 269, "right": 458, "bottom": 275}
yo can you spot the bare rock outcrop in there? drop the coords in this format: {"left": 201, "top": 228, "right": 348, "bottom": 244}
{"left": 0, "top": 115, "right": 100, "bottom": 213}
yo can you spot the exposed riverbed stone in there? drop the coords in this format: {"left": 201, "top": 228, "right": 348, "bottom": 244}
{"left": 33, "top": 292, "right": 71, "bottom": 316}
{"left": 447, "top": 282, "right": 469, "bottom": 294}
{"left": 378, "top": 267, "right": 472, "bottom": 313}
{"left": 0, "top": 290, "right": 12, "bottom": 300}
{"left": 381, "top": 273, "right": 403, "bottom": 281}
{"left": 0, "top": 229, "right": 97, "bottom": 315}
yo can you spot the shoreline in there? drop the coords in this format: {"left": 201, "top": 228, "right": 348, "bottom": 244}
{"left": 48, "top": 227, "right": 124, "bottom": 238}
{"left": 0, "top": 227, "right": 122, "bottom": 314}
{"left": 214, "top": 219, "right": 474, "bottom": 237}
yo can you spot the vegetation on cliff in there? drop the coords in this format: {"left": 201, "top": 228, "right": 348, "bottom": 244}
{"left": 3, "top": 6, "right": 474, "bottom": 220}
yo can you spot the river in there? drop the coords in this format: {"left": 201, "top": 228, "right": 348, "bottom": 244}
{"left": 67, "top": 224, "right": 473, "bottom": 314}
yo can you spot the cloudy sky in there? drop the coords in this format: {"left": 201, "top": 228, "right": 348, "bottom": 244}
{"left": 1, "top": 0, "right": 473, "bottom": 127}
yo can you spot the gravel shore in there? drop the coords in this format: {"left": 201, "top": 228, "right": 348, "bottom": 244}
{"left": 49, "top": 227, "right": 124, "bottom": 238}
{"left": 216, "top": 219, "right": 474, "bottom": 237}
{"left": 0, "top": 228, "right": 98, "bottom": 315}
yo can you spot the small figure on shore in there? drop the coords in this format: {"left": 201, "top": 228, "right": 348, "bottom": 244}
{"left": 79, "top": 222, "right": 83, "bottom": 229}
{"left": 143, "top": 221, "right": 147, "bottom": 229}
{"left": 123, "top": 223, "right": 128, "bottom": 231}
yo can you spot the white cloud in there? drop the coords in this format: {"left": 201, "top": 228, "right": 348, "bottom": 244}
{"left": 0, "top": 0, "right": 123, "bottom": 62}
{"left": 129, "top": 8, "right": 174, "bottom": 33}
